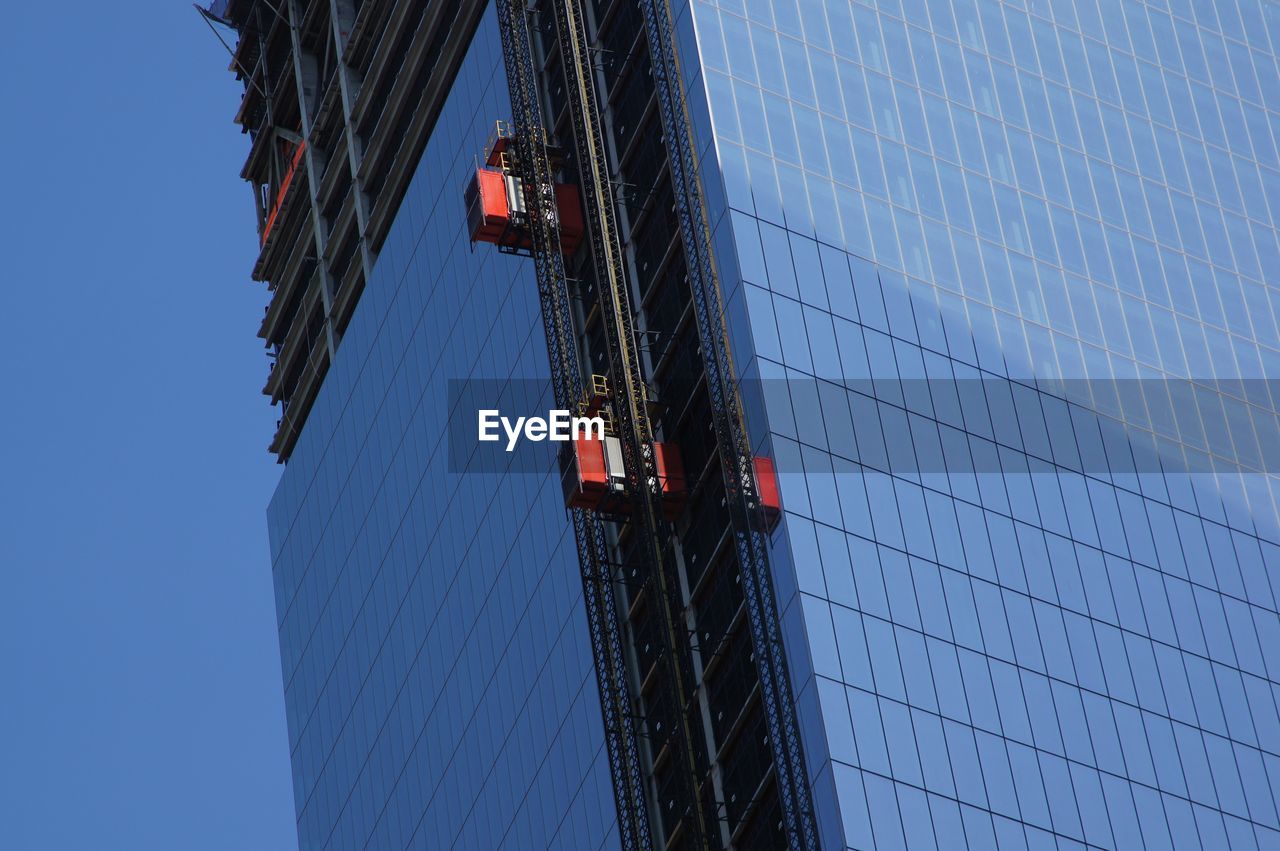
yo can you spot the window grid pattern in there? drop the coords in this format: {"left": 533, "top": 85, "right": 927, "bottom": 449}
{"left": 265, "top": 12, "right": 617, "bottom": 851}
{"left": 678, "top": 0, "right": 1280, "bottom": 848}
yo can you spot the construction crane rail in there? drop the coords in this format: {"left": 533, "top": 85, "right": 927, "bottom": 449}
{"left": 548, "top": 0, "right": 710, "bottom": 845}
{"left": 494, "top": 1, "right": 653, "bottom": 848}
{"left": 634, "top": 0, "right": 822, "bottom": 847}
{"left": 489, "top": 0, "right": 822, "bottom": 847}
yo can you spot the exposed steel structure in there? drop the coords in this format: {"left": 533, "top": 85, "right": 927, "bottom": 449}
{"left": 477, "top": 0, "right": 818, "bottom": 847}
{"left": 208, "top": 0, "right": 487, "bottom": 459}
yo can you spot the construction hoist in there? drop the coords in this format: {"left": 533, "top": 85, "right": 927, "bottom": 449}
{"left": 469, "top": 0, "right": 817, "bottom": 848}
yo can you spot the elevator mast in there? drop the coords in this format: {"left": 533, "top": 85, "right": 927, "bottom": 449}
{"left": 489, "top": 0, "right": 819, "bottom": 847}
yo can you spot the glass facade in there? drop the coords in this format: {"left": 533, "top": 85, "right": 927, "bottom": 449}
{"left": 264, "top": 11, "right": 617, "bottom": 849}
{"left": 679, "top": 0, "right": 1280, "bottom": 848}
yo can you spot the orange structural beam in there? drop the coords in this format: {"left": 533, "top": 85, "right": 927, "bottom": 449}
{"left": 261, "top": 141, "right": 307, "bottom": 246}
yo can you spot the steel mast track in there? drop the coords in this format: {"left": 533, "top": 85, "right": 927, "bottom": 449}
{"left": 494, "top": 2, "right": 653, "bottom": 849}
{"left": 634, "top": 0, "right": 822, "bottom": 848}
{"left": 497, "top": 0, "right": 709, "bottom": 845}
{"left": 495, "top": 0, "right": 820, "bottom": 846}
{"left": 545, "top": 0, "right": 712, "bottom": 848}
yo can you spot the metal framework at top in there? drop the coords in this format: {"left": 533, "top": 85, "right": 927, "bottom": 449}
{"left": 210, "top": 0, "right": 486, "bottom": 460}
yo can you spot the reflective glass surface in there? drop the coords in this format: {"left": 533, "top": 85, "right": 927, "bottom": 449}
{"left": 679, "top": 0, "right": 1280, "bottom": 847}
{"left": 265, "top": 11, "right": 617, "bottom": 849}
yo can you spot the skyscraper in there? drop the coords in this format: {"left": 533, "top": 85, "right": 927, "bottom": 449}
{"left": 212, "top": 0, "right": 1280, "bottom": 848}
{"left": 213, "top": 1, "right": 619, "bottom": 847}
{"left": 681, "top": 0, "right": 1280, "bottom": 847}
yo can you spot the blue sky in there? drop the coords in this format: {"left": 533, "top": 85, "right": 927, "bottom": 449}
{"left": 0, "top": 2, "right": 297, "bottom": 848}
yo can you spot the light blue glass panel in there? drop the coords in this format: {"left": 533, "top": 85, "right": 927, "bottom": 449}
{"left": 685, "top": 0, "right": 1280, "bottom": 847}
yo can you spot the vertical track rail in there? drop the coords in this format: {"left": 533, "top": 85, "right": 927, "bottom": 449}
{"left": 497, "top": 0, "right": 821, "bottom": 845}
{"left": 548, "top": 0, "right": 711, "bottom": 847}
{"left": 634, "top": 0, "right": 822, "bottom": 848}
{"left": 494, "top": 2, "right": 653, "bottom": 849}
